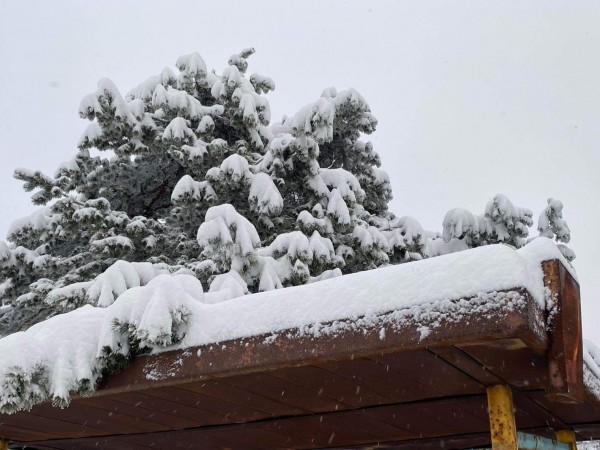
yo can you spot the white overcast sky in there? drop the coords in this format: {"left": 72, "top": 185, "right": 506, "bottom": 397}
{"left": 1, "top": 1, "right": 599, "bottom": 341}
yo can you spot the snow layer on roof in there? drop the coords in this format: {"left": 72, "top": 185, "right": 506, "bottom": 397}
{"left": 182, "top": 238, "right": 564, "bottom": 347}
{"left": 0, "top": 238, "right": 575, "bottom": 412}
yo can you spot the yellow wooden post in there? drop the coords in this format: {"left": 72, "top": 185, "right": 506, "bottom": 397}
{"left": 487, "top": 385, "right": 518, "bottom": 450}
{"left": 0, "top": 440, "right": 8, "bottom": 450}
{"left": 556, "top": 430, "right": 577, "bottom": 450}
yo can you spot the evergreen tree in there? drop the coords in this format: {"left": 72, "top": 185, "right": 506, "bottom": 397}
{"left": 0, "top": 49, "right": 400, "bottom": 334}
{"left": 538, "top": 198, "right": 575, "bottom": 261}
{"left": 428, "top": 194, "right": 573, "bottom": 262}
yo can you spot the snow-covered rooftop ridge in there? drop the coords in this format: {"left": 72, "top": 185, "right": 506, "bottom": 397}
{"left": 0, "top": 238, "right": 574, "bottom": 413}
{"left": 183, "top": 237, "right": 562, "bottom": 347}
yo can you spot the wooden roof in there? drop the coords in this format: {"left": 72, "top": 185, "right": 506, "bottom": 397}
{"left": 0, "top": 258, "right": 597, "bottom": 449}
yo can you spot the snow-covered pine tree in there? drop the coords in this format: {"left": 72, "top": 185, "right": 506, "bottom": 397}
{"left": 0, "top": 49, "right": 405, "bottom": 334}
{"left": 427, "top": 194, "right": 534, "bottom": 256}
{"left": 538, "top": 198, "right": 575, "bottom": 261}
{"left": 427, "top": 194, "right": 575, "bottom": 263}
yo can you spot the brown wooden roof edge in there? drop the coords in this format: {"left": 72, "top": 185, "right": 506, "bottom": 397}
{"left": 542, "top": 259, "right": 583, "bottom": 403}
{"left": 89, "top": 257, "right": 582, "bottom": 402}
{"left": 94, "top": 286, "right": 546, "bottom": 397}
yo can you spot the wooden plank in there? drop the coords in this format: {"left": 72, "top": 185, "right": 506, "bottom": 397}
{"left": 21, "top": 393, "right": 582, "bottom": 450}
{"left": 179, "top": 379, "right": 307, "bottom": 417}
{"left": 18, "top": 398, "right": 484, "bottom": 448}
{"left": 429, "top": 346, "right": 505, "bottom": 385}
{"left": 257, "top": 410, "right": 415, "bottom": 448}
{"left": 460, "top": 341, "right": 549, "bottom": 389}
{"left": 28, "top": 437, "right": 155, "bottom": 450}
{"left": 513, "top": 390, "right": 568, "bottom": 430}
{"left": 368, "top": 350, "right": 484, "bottom": 396}
{"left": 142, "top": 386, "right": 265, "bottom": 423}
{"left": 173, "top": 424, "right": 311, "bottom": 450}
{"left": 525, "top": 391, "right": 600, "bottom": 426}
{"left": 92, "top": 393, "right": 202, "bottom": 430}
{"left": 572, "top": 423, "right": 600, "bottom": 441}
{"left": 543, "top": 260, "right": 584, "bottom": 403}
{"left": 27, "top": 401, "right": 148, "bottom": 435}
{"left": 108, "top": 391, "right": 228, "bottom": 425}
{"left": 415, "top": 396, "right": 490, "bottom": 432}
{"left": 221, "top": 371, "right": 343, "bottom": 413}
{"left": 290, "top": 409, "right": 416, "bottom": 447}
{"left": 0, "top": 423, "right": 56, "bottom": 442}
{"left": 269, "top": 364, "right": 391, "bottom": 408}
{"left": 254, "top": 418, "right": 327, "bottom": 448}
{"left": 64, "top": 397, "right": 166, "bottom": 434}
{"left": 366, "top": 396, "right": 489, "bottom": 438}
{"left": 317, "top": 357, "right": 445, "bottom": 403}
{"left": 76, "top": 396, "right": 195, "bottom": 430}
{"left": 341, "top": 432, "right": 493, "bottom": 449}
{"left": 342, "top": 428, "right": 581, "bottom": 450}
{"left": 0, "top": 409, "right": 104, "bottom": 440}
{"left": 95, "top": 288, "right": 545, "bottom": 396}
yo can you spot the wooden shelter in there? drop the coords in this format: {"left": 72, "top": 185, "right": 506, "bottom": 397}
{"left": 0, "top": 255, "right": 598, "bottom": 449}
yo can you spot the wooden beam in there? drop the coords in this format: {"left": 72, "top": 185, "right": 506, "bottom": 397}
{"left": 95, "top": 288, "right": 545, "bottom": 396}
{"left": 487, "top": 385, "right": 518, "bottom": 450}
{"left": 555, "top": 430, "right": 577, "bottom": 450}
{"left": 543, "top": 260, "right": 584, "bottom": 403}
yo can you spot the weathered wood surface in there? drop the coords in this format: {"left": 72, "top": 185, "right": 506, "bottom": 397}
{"left": 543, "top": 260, "right": 584, "bottom": 403}
{"left": 95, "top": 287, "right": 545, "bottom": 396}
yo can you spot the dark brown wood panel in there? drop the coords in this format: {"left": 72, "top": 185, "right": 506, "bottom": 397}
{"left": 543, "top": 260, "right": 584, "bottom": 403}
{"left": 255, "top": 418, "right": 330, "bottom": 448}
{"left": 459, "top": 340, "right": 549, "bottom": 389}
{"left": 169, "top": 424, "right": 309, "bottom": 450}
{"left": 527, "top": 391, "right": 600, "bottom": 425}
{"left": 179, "top": 379, "right": 306, "bottom": 417}
{"left": 317, "top": 357, "right": 440, "bottom": 403}
{"left": 143, "top": 386, "right": 264, "bottom": 423}
{"left": 108, "top": 391, "right": 227, "bottom": 425}
{"left": 368, "top": 349, "right": 484, "bottom": 396}
{"left": 31, "top": 437, "right": 155, "bottom": 450}
{"left": 573, "top": 423, "right": 600, "bottom": 441}
{"left": 0, "top": 409, "right": 104, "bottom": 440}
{"left": 23, "top": 396, "right": 489, "bottom": 449}
{"left": 270, "top": 364, "right": 391, "bottom": 408}
{"left": 28, "top": 401, "right": 153, "bottom": 435}
{"left": 76, "top": 396, "right": 194, "bottom": 430}
{"left": 513, "top": 390, "right": 568, "bottom": 430}
{"left": 429, "top": 345, "right": 505, "bottom": 385}
{"left": 249, "top": 408, "right": 413, "bottom": 449}
{"left": 0, "top": 423, "right": 57, "bottom": 442}
{"left": 59, "top": 398, "right": 164, "bottom": 434}
{"left": 344, "top": 432, "right": 493, "bottom": 449}
{"left": 21, "top": 391, "right": 598, "bottom": 450}
{"left": 222, "top": 371, "right": 343, "bottom": 412}
{"left": 297, "top": 409, "right": 416, "bottom": 447}
{"left": 96, "top": 288, "right": 545, "bottom": 397}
